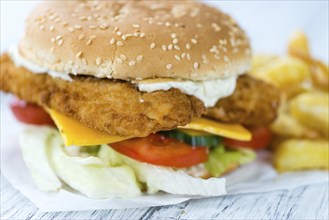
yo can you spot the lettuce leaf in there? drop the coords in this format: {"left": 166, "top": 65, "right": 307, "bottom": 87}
{"left": 20, "top": 126, "right": 62, "bottom": 191}
{"left": 204, "top": 145, "right": 256, "bottom": 177}
{"left": 102, "top": 146, "right": 227, "bottom": 196}
{"left": 20, "top": 127, "right": 141, "bottom": 198}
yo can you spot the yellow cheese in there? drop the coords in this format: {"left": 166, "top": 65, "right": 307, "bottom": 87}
{"left": 46, "top": 109, "right": 131, "bottom": 146}
{"left": 179, "top": 117, "right": 252, "bottom": 141}
{"left": 47, "top": 108, "right": 251, "bottom": 147}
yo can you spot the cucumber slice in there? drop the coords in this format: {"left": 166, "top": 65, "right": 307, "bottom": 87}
{"left": 160, "top": 130, "right": 221, "bottom": 148}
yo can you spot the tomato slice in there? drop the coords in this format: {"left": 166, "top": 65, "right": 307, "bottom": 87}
{"left": 223, "top": 127, "right": 272, "bottom": 150}
{"left": 110, "top": 134, "right": 208, "bottom": 168}
{"left": 10, "top": 99, "right": 54, "bottom": 126}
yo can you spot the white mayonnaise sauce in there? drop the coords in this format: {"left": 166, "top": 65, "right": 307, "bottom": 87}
{"left": 136, "top": 76, "right": 236, "bottom": 107}
{"left": 8, "top": 45, "right": 72, "bottom": 81}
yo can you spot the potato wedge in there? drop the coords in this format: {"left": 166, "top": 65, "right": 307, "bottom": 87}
{"left": 290, "top": 92, "right": 329, "bottom": 138}
{"left": 271, "top": 113, "right": 320, "bottom": 139}
{"left": 288, "top": 30, "right": 310, "bottom": 58}
{"left": 252, "top": 56, "right": 310, "bottom": 91}
{"left": 274, "top": 139, "right": 329, "bottom": 172}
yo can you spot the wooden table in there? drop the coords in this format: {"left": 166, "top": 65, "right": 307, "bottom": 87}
{"left": 1, "top": 175, "right": 328, "bottom": 220}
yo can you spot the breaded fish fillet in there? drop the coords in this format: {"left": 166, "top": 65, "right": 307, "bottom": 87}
{"left": 0, "top": 54, "right": 205, "bottom": 137}
{"left": 207, "top": 75, "right": 280, "bottom": 127}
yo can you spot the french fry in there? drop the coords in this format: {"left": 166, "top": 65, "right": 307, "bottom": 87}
{"left": 252, "top": 56, "right": 310, "bottom": 91}
{"left": 288, "top": 30, "right": 310, "bottom": 58}
{"left": 274, "top": 139, "right": 329, "bottom": 172}
{"left": 252, "top": 54, "right": 277, "bottom": 69}
{"left": 288, "top": 30, "right": 329, "bottom": 91}
{"left": 271, "top": 113, "right": 320, "bottom": 139}
{"left": 310, "top": 61, "right": 329, "bottom": 91}
{"left": 290, "top": 92, "right": 329, "bottom": 138}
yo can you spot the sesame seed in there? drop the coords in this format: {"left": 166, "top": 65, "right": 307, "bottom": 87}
{"left": 99, "top": 24, "right": 108, "bottom": 30}
{"left": 136, "top": 55, "right": 143, "bottom": 61}
{"left": 56, "top": 35, "right": 62, "bottom": 40}
{"left": 96, "top": 58, "right": 102, "bottom": 66}
{"left": 129, "top": 61, "right": 136, "bottom": 66}
{"left": 116, "top": 58, "right": 123, "bottom": 64}
{"left": 86, "top": 39, "right": 92, "bottom": 45}
{"left": 139, "top": 33, "right": 145, "bottom": 38}
{"left": 51, "top": 37, "right": 55, "bottom": 43}
{"left": 171, "top": 33, "right": 177, "bottom": 39}
{"left": 89, "top": 25, "right": 96, "bottom": 29}
{"left": 166, "top": 64, "right": 173, "bottom": 70}
{"left": 175, "top": 55, "right": 181, "bottom": 61}
{"left": 186, "top": 53, "right": 191, "bottom": 60}
{"left": 173, "top": 38, "right": 179, "bottom": 44}
{"left": 117, "top": 31, "right": 122, "bottom": 36}
{"left": 68, "top": 27, "right": 75, "bottom": 32}
{"left": 193, "top": 62, "right": 199, "bottom": 70}
{"left": 120, "top": 54, "right": 127, "bottom": 61}
{"left": 57, "top": 39, "right": 63, "bottom": 46}
{"left": 79, "top": 16, "right": 87, "bottom": 21}
{"left": 116, "top": 41, "right": 123, "bottom": 46}
{"left": 49, "top": 25, "right": 55, "bottom": 31}
{"left": 133, "top": 32, "right": 139, "bottom": 37}
{"left": 162, "top": 45, "right": 167, "bottom": 51}
{"left": 132, "top": 24, "right": 140, "bottom": 29}
{"left": 75, "top": 51, "right": 83, "bottom": 58}
{"left": 181, "top": 53, "right": 186, "bottom": 59}
{"left": 62, "top": 21, "right": 68, "bottom": 26}
{"left": 174, "top": 45, "right": 180, "bottom": 50}
{"left": 122, "top": 35, "right": 127, "bottom": 40}
{"left": 74, "top": 25, "right": 82, "bottom": 30}
{"left": 150, "top": 43, "right": 156, "bottom": 49}
{"left": 212, "top": 23, "right": 221, "bottom": 32}
{"left": 186, "top": 44, "right": 191, "bottom": 49}
{"left": 109, "top": 38, "right": 115, "bottom": 45}
{"left": 165, "top": 22, "right": 171, "bottom": 26}
{"left": 168, "top": 44, "right": 173, "bottom": 50}
{"left": 114, "top": 26, "right": 119, "bottom": 31}
{"left": 191, "top": 38, "right": 197, "bottom": 44}
{"left": 219, "top": 39, "right": 227, "bottom": 45}
{"left": 79, "top": 34, "right": 85, "bottom": 40}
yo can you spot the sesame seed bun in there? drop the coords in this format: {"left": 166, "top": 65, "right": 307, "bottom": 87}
{"left": 19, "top": 1, "right": 251, "bottom": 80}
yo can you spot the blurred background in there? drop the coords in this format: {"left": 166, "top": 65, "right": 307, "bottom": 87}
{"left": 1, "top": 1, "right": 328, "bottom": 61}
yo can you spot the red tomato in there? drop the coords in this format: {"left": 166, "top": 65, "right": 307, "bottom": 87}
{"left": 223, "top": 127, "right": 273, "bottom": 150}
{"left": 110, "top": 134, "right": 208, "bottom": 168}
{"left": 10, "top": 99, "right": 54, "bottom": 126}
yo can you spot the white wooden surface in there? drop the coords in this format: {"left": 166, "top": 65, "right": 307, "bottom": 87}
{"left": 1, "top": 175, "right": 328, "bottom": 220}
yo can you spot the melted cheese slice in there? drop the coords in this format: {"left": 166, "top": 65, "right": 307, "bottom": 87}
{"left": 46, "top": 109, "right": 132, "bottom": 146}
{"left": 47, "top": 109, "right": 252, "bottom": 147}
{"left": 179, "top": 117, "right": 252, "bottom": 141}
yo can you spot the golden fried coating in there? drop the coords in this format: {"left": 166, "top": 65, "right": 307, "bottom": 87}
{"left": 0, "top": 54, "right": 205, "bottom": 137}
{"left": 206, "top": 75, "right": 281, "bottom": 127}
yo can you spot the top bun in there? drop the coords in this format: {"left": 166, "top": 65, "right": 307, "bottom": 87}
{"left": 19, "top": 0, "right": 251, "bottom": 80}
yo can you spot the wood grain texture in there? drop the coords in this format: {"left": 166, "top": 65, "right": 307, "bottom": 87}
{"left": 1, "top": 175, "right": 328, "bottom": 220}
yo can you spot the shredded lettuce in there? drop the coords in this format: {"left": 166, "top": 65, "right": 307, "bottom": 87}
{"left": 204, "top": 145, "right": 256, "bottom": 177}
{"left": 101, "top": 146, "right": 226, "bottom": 196}
{"left": 20, "top": 127, "right": 62, "bottom": 191}
{"left": 20, "top": 127, "right": 141, "bottom": 198}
